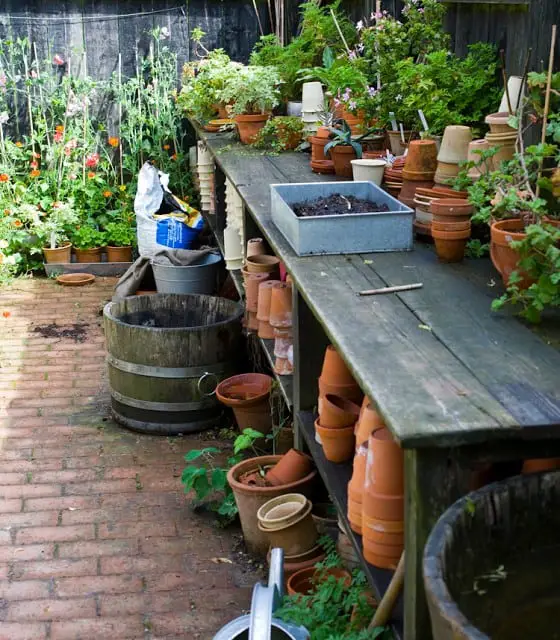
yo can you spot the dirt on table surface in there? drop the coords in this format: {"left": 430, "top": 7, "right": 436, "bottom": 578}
{"left": 293, "top": 194, "right": 389, "bottom": 217}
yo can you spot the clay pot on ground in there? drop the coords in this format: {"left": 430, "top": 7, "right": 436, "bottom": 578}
{"left": 269, "top": 282, "right": 292, "bottom": 329}
{"left": 485, "top": 131, "right": 517, "bottom": 169}
{"left": 387, "top": 130, "right": 417, "bottom": 156}
{"left": 216, "top": 373, "right": 273, "bottom": 435}
{"left": 106, "top": 246, "right": 132, "bottom": 263}
{"left": 311, "top": 159, "right": 335, "bottom": 174}
{"left": 265, "top": 449, "right": 314, "bottom": 487}
{"left": 227, "top": 455, "right": 317, "bottom": 556}
{"left": 75, "top": 247, "right": 103, "bottom": 263}
{"left": 267, "top": 544, "right": 326, "bottom": 582}
{"left": 309, "top": 136, "right": 330, "bottom": 163}
{"left": 404, "top": 139, "right": 438, "bottom": 173}
{"left": 522, "top": 458, "right": 560, "bottom": 473}
{"left": 287, "top": 566, "right": 352, "bottom": 596}
{"left": 315, "top": 419, "right": 355, "bottom": 463}
{"left": 234, "top": 113, "right": 269, "bottom": 145}
{"left": 329, "top": 145, "right": 358, "bottom": 178}
{"left": 245, "top": 254, "right": 281, "bottom": 275}
{"left": 467, "top": 139, "right": 490, "bottom": 181}
{"left": 355, "top": 402, "right": 385, "bottom": 447}
{"left": 257, "top": 496, "right": 317, "bottom": 556}
{"left": 490, "top": 218, "right": 532, "bottom": 288}
{"left": 485, "top": 111, "right": 516, "bottom": 134}
{"left": 351, "top": 159, "right": 386, "bottom": 186}
{"left": 432, "top": 227, "right": 471, "bottom": 263}
{"left": 242, "top": 270, "right": 270, "bottom": 313}
{"left": 43, "top": 242, "right": 72, "bottom": 264}
{"left": 348, "top": 442, "right": 368, "bottom": 534}
{"left": 437, "top": 125, "right": 472, "bottom": 165}
{"left": 430, "top": 198, "right": 474, "bottom": 223}
{"left": 247, "top": 238, "right": 266, "bottom": 258}
{"left": 320, "top": 393, "right": 361, "bottom": 429}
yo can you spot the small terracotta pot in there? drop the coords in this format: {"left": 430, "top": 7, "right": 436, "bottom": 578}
{"left": 434, "top": 161, "right": 461, "bottom": 185}
{"left": 318, "top": 378, "right": 363, "bottom": 408}
{"left": 362, "top": 513, "right": 404, "bottom": 545}
{"left": 430, "top": 198, "right": 473, "bottom": 219}
{"left": 106, "top": 246, "right": 132, "bottom": 263}
{"left": 43, "top": 242, "right": 72, "bottom": 264}
{"left": 363, "top": 538, "right": 403, "bottom": 569}
{"left": 277, "top": 122, "right": 303, "bottom": 150}
{"left": 245, "top": 254, "right": 281, "bottom": 274}
{"left": 320, "top": 393, "right": 360, "bottom": 429}
{"left": 348, "top": 443, "right": 368, "bottom": 534}
{"left": 287, "top": 566, "right": 351, "bottom": 596}
{"left": 269, "top": 282, "right": 292, "bottom": 329}
{"left": 490, "top": 218, "right": 531, "bottom": 288}
{"left": 316, "top": 126, "right": 331, "bottom": 139}
{"left": 247, "top": 238, "right": 266, "bottom": 258}
{"left": 399, "top": 178, "right": 435, "bottom": 208}
{"left": 258, "top": 320, "right": 276, "bottom": 340}
{"left": 431, "top": 187, "right": 469, "bottom": 199}
{"left": 432, "top": 228, "right": 470, "bottom": 263}
{"left": 216, "top": 373, "right": 273, "bottom": 435}
{"left": 242, "top": 270, "right": 270, "bottom": 313}
{"left": 315, "top": 419, "right": 355, "bottom": 463}
{"left": 404, "top": 139, "right": 438, "bottom": 173}
{"left": 309, "top": 136, "right": 330, "bottom": 162}
{"left": 265, "top": 449, "right": 314, "bottom": 487}
{"left": 258, "top": 498, "right": 317, "bottom": 556}
{"left": 362, "top": 490, "right": 404, "bottom": 522}
{"left": 467, "top": 139, "right": 491, "bottom": 181}
{"left": 342, "top": 108, "right": 367, "bottom": 135}
{"left": 485, "top": 111, "right": 516, "bottom": 134}
{"left": 321, "top": 345, "right": 356, "bottom": 386}
{"left": 485, "top": 131, "right": 517, "bottom": 169}
{"left": 329, "top": 145, "right": 357, "bottom": 178}
{"left": 355, "top": 403, "right": 385, "bottom": 447}
{"left": 431, "top": 220, "right": 471, "bottom": 233}
{"left": 367, "top": 429, "right": 404, "bottom": 495}
{"left": 257, "top": 280, "right": 281, "bottom": 322}
{"left": 234, "top": 113, "right": 269, "bottom": 145}
{"left": 75, "top": 247, "right": 102, "bottom": 263}
{"left": 522, "top": 458, "right": 560, "bottom": 474}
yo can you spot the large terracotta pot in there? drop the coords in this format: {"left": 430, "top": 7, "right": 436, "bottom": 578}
{"left": 106, "top": 246, "right": 132, "bottom": 263}
{"left": 329, "top": 145, "right": 357, "bottom": 178}
{"left": 43, "top": 242, "right": 72, "bottom": 264}
{"left": 404, "top": 140, "right": 438, "bottom": 173}
{"left": 490, "top": 218, "right": 531, "bottom": 288}
{"left": 234, "top": 113, "right": 269, "bottom": 145}
{"left": 75, "top": 247, "right": 102, "bottom": 263}
{"left": 309, "top": 136, "right": 330, "bottom": 162}
{"left": 216, "top": 373, "right": 273, "bottom": 435}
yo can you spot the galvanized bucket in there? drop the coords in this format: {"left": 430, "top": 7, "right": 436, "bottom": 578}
{"left": 152, "top": 252, "right": 222, "bottom": 294}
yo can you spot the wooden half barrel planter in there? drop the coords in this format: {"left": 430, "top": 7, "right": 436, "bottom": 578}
{"left": 424, "top": 471, "right": 560, "bottom": 640}
{"left": 103, "top": 293, "right": 244, "bottom": 435}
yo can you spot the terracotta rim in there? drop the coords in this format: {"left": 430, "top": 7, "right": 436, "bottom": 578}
{"left": 490, "top": 218, "right": 527, "bottom": 245}
{"left": 216, "top": 373, "right": 273, "bottom": 408}
{"left": 227, "top": 455, "right": 316, "bottom": 495}
{"left": 56, "top": 273, "right": 96, "bottom": 286}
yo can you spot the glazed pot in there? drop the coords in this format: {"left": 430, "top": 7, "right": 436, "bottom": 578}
{"left": 257, "top": 493, "right": 308, "bottom": 529}
{"left": 257, "top": 498, "right": 317, "bottom": 556}
{"left": 245, "top": 254, "right": 281, "bottom": 274}
{"left": 351, "top": 159, "right": 387, "bottom": 186}
{"left": 404, "top": 139, "right": 438, "bottom": 173}
{"left": 227, "top": 455, "right": 317, "bottom": 556}
{"left": 355, "top": 402, "right": 385, "bottom": 447}
{"left": 432, "top": 228, "right": 470, "bottom": 263}
{"left": 75, "top": 247, "right": 103, "bottom": 263}
{"left": 287, "top": 566, "right": 352, "bottom": 596}
{"left": 309, "top": 136, "right": 330, "bottom": 162}
{"left": 329, "top": 145, "right": 358, "bottom": 178}
{"left": 242, "top": 270, "right": 270, "bottom": 313}
{"left": 320, "top": 393, "right": 360, "bottom": 429}
{"left": 315, "top": 419, "right": 355, "bottom": 463}
{"left": 43, "top": 242, "right": 72, "bottom": 264}
{"left": 234, "top": 113, "right": 269, "bottom": 145}
{"left": 490, "top": 218, "right": 531, "bottom": 288}
{"left": 348, "top": 442, "right": 368, "bottom": 535}
{"left": 367, "top": 428, "right": 404, "bottom": 495}
{"left": 387, "top": 130, "right": 417, "bottom": 156}
{"left": 247, "top": 237, "right": 266, "bottom": 258}
{"left": 106, "top": 245, "right": 132, "bottom": 263}
{"left": 265, "top": 449, "right": 314, "bottom": 487}
{"left": 216, "top": 373, "right": 273, "bottom": 435}
{"left": 269, "top": 282, "right": 293, "bottom": 329}
{"left": 485, "top": 111, "right": 516, "bottom": 134}
{"left": 437, "top": 125, "right": 472, "bottom": 165}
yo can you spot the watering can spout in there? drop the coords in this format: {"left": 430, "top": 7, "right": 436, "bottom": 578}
{"left": 268, "top": 548, "right": 284, "bottom": 601}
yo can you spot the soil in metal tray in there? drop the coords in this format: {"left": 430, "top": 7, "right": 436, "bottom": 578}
{"left": 292, "top": 194, "right": 389, "bottom": 217}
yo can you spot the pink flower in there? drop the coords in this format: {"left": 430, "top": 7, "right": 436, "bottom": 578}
{"left": 68, "top": 173, "right": 77, "bottom": 181}
{"left": 30, "top": 70, "right": 38, "bottom": 79}
{"left": 85, "top": 153, "right": 100, "bottom": 168}
{"left": 54, "top": 131, "right": 63, "bottom": 143}
{"left": 64, "top": 139, "right": 77, "bottom": 156}
{"left": 348, "top": 51, "right": 357, "bottom": 61}
{"left": 53, "top": 54, "right": 65, "bottom": 66}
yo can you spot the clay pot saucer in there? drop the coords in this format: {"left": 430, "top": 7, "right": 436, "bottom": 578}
{"left": 56, "top": 273, "right": 95, "bottom": 287}
{"left": 311, "top": 160, "right": 335, "bottom": 174}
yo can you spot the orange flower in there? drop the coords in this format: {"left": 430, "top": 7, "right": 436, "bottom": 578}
{"left": 170, "top": 153, "right": 177, "bottom": 161}
{"left": 13, "top": 220, "right": 22, "bottom": 227}
{"left": 15, "top": 141, "right": 23, "bottom": 148}
{"left": 0, "top": 173, "right": 8, "bottom": 183}
{"left": 55, "top": 125, "right": 64, "bottom": 134}
{"left": 108, "top": 136, "right": 119, "bottom": 148}
{"left": 30, "top": 169, "right": 40, "bottom": 178}
{"left": 87, "top": 171, "right": 95, "bottom": 179}
{"left": 2, "top": 311, "right": 10, "bottom": 318}
{"left": 163, "top": 144, "right": 170, "bottom": 150}
{"left": 103, "top": 190, "right": 112, "bottom": 198}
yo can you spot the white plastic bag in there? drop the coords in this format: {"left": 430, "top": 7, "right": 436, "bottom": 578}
{"left": 134, "top": 163, "right": 165, "bottom": 257}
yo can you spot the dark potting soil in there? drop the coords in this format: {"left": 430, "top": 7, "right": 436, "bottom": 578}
{"left": 32, "top": 322, "right": 89, "bottom": 342}
{"left": 292, "top": 194, "right": 389, "bottom": 218}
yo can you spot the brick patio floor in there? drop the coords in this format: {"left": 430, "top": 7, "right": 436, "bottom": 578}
{"left": 0, "top": 278, "right": 257, "bottom": 640}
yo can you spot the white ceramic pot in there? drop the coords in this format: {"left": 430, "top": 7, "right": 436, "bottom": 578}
{"left": 197, "top": 141, "right": 212, "bottom": 165}
{"left": 499, "top": 76, "right": 524, "bottom": 114}
{"left": 350, "top": 159, "right": 387, "bottom": 186}
{"left": 301, "top": 82, "right": 324, "bottom": 113}
{"left": 189, "top": 146, "right": 197, "bottom": 169}
{"left": 224, "top": 225, "right": 243, "bottom": 270}
{"left": 437, "top": 125, "right": 472, "bottom": 165}
{"left": 287, "top": 101, "right": 303, "bottom": 117}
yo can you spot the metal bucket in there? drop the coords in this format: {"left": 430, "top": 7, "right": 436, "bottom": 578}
{"left": 152, "top": 252, "right": 222, "bottom": 294}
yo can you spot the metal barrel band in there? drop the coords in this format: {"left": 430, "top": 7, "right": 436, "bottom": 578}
{"left": 110, "top": 389, "right": 215, "bottom": 412}
{"left": 107, "top": 354, "right": 228, "bottom": 379}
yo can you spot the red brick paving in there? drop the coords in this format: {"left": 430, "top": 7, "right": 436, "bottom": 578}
{"left": 0, "top": 278, "right": 257, "bottom": 639}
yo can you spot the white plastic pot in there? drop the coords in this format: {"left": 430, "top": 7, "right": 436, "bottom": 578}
{"left": 350, "top": 159, "right": 387, "bottom": 186}
{"left": 301, "top": 82, "right": 324, "bottom": 113}
{"left": 499, "top": 75, "right": 524, "bottom": 114}
{"left": 224, "top": 225, "right": 243, "bottom": 271}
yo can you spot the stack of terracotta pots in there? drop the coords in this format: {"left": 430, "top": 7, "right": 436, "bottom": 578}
{"left": 269, "top": 281, "right": 293, "bottom": 375}
{"left": 466, "top": 139, "right": 490, "bottom": 182}
{"left": 242, "top": 240, "right": 280, "bottom": 330}
{"left": 362, "top": 427, "right": 404, "bottom": 569}
{"left": 485, "top": 112, "right": 517, "bottom": 170}
{"left": 430, "top": 198, "right": 474, "bottom": 262}
{"left": 383, "top": 156, "right": 405, "bottom": 198}
{"left": 216, "top": 372, "right": 274, "bottom": 435}
{"left": 434, "top": 125, "right": 472, "bottom": 186}
{"left": 309, "top": 126, "right": 335, "bottom": 175}
{"left": 348, "top": 400, "right": 385, "bottom": 535}
{"left": 399, "top": 140, "right": 438, "bottom": 209}
{"left": 257, "top": 280, "right": 282, "bottom": 340}
{"left": 413, "top": 187, "right": 469, "bottom": 238}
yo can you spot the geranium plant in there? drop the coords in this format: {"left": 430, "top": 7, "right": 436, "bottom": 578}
{"left": 252, "top": 116, "right": 304, "bottom": 152}
{"left": 71, "top": 226, "right": 106, "bottom": 250}
{"left": 104, "top": 221, "right": 136, "bottom": 248}
{"left": 218, "top": 65, "right": 281, "bottom": 116}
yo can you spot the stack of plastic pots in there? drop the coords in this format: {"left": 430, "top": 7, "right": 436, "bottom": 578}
{"left": 301, "top": 82, "right": 324, "bottom": 136}
{"left": 225, "top": 179, "right": 244, "bottom": 237}
{"left": 197, "top": 141, "right": 214, "bottom": 213}
{"left": 224, "top": 226, "right": 243, "bottom": 271}
{"left": 189, "top": 146, "right": 198, "bottom": 189}
{"left": 362, "top": 427, "right": 404, "bottom": 569}
{"left": 399, "top": 140, "right": 438, "bottom": 209}
{"left": 485, "top": 112, "right": 517, "bottom": 170}
{"left": 269, "top": 281, "right": 293, "bottom": 375}
{"left": 434, "top": 126, "right": 472, "bottom": 186}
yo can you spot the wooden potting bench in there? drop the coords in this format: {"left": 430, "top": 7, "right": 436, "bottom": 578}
{"left": 189, "top": 121, "right": 560, "bottom": 640}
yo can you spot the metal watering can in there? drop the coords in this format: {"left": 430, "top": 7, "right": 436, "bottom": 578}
{"left": 213, "top": 548, "right": 310, "bottom": 640}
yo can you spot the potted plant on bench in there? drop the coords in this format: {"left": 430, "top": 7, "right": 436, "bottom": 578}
{"left": 36, "top": 202, "right": 79, "bottom": 264}
{"left": 104, "top": 221, "right": 136, "bottom": 263}
{"left": 324, "top": 120, "right": 376, "bottom": 177}
{"left": 71, "top": 226, "right": 106, "bottom": 263}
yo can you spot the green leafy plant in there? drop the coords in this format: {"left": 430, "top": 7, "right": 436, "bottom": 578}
{"left": 218, "top": 65, "right": 281, "bottom": 116}
{"left": 104, "top": 221, "right": 136, "bottom": 247}
{"left": 71, "top": 226, "right": 106, "bottom": 250}
{"left": 324, "top": 120, "right": 375, "bottom": 158}
{"left": 465, "top": 239, "right": 489, "bottom": 259}
{"left": 181, "top": 428, "right": 264, "bottom": 524}
{"left": 253, "top": 116, "right": 304, "bottom": 152}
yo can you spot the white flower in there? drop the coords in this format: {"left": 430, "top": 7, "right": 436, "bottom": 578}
{"left": 0, "top": 111, "right": 8, "bottom": 125}
{"left": 0, "top": 239, "right": 8, "bottom": 249}
{"left": 160, "top": 27, "right": 170, "bottom": 39}
{"left": 356, "top": 20, "right": 364, "bottom": 31}
{"left": 396, "top": 94, "right": 402, "bottom": 102}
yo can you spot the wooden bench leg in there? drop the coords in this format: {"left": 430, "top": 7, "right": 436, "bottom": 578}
{"left": 404, "top": 448, "right": 471, "bottom": 640}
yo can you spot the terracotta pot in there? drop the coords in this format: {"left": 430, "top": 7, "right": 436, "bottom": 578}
{"left": 485, "top": 131, "right": 517, "bottom": 169}
{"left": 434, "top": 161, "right": 461, "bottom": 185}
{"left": 75, "top": 247, "right": 102, "bottom": 263}
{"left": 362, "top": 513, "right": 404, "bottom": 546}
{"left": 265, "top": 449, "right": 314, "bottom": 487}
{"left": 318, "top": 378, "right": 363, "bottom": 408}
{"left": 257, "top": 280, "right": 281, "bottom": 323}
{"left": 309, "top": 136, "right": 330, "bottom": 162}
{"left": 399, "top": 178, "right": 434, "bottom": 208}
{"left": 485, "top": 111, "right": 516, "bottom": 134}
{"left": 431, "top": 187, "right": 468, "bottom": 199}
{"left": 217, "top": 103, "right": 230, "bottom": 119}
{"left": 430, "top": 198, "right": 473, "bottom": 220}
{"left": 316, "top": 126, "right": 331, "bottom": 139}
{"left": 355, "top": 402, "right": 385, "bottom": 447}
{"left": 431, "top": 219, "right": 471, "bottom": 232}
{"left": 329, "top": 145, "right": 357, "bottom": 178}
{"left": 363, "top": 538, "right": 403, "bottom": 569}
{"left": 348, "top": 443, "right": 368, "bottom": 534}
{"left": 247, "top": 238, "right": 266, "bottom": 258}
{"left": 315, "top": 419, "right": 355, "bottom": 463}
{"left": 342, "top": 108, "right": 367, "bottom": 135}
{"left": 216, "top": 373, "right": 273, "bottom": 435}
{"left": 267, "top": 545, "right": 326, "bottom": 582}
{"left": 43, "top": 242, "right": 72, "bottom": 264}
{"left": 367, "top": 429, "right": 404, "bottom": 495}
{"left": 242, "top": 270, "right": 270, "bottom": 313}
{"left": 363, "top": 490, "right": 404, "bottom": 523}
{"left": 311, "top": 159, "right": 335, "bottom": 174}
{"left": 227, "top": 455, "right": 317, "bottom": 556}
{"left": 387, "top": 130, "right": 417, "bottom": 156}
{"left": 437, "top": 125, "right": 472, "bottom": 165}
{"left": 321, "top": 345, "right": 356, "bottom": 386}
{"left": 490, "top": 218, "right": 530, "bottom": 287}
{"left": 522, "top": 458, "right": 560, "bottom": 473}
{"left": 433, "top": 228, "right": 470, "bottom": 263}
{"left": 234, "top": 113, "right": 269, "bottom": 145}
{"left": 106, "top": 245, "right": 132, "bottom": 263}
{"left": 273, "top": 328, "right": 292, "bottom": 358}
{"left": 258, "top": 498, "right": 317, "bottom": 556}
{"left": 258, "top": 320, "right": 276, "bottom": 340}
{"left": 287, "top": 566, "right": 351, "bottom": 596}
{"left": 245, "top": 254, "right": 280, "bottom": 274}
{"left": 257, "top": 493, "right": 308, "bottom": 529}
{"left": 277, "top": 122, "right": 303, "bottom": 150}
{"left": 402, "top": 169, "right": 436, "bottom": 181}
{"left": 269, "top": 282, "right": 292, "bottom": 328}
{"left": 467, "top": 139, "right": 490, "bottom": 181}
{"left": 320, "top": 394, "right": 360, "bottom": 430}
{"left": 404, "top": 140, "right": 438, "bottom": 173}
{"left": 247, "top": 311, "right": 259, "bottom": 331}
